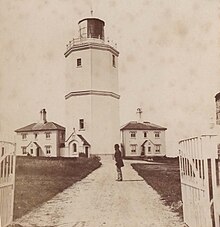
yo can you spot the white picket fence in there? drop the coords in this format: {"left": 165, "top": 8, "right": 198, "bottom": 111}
{"left": 179, "top": 135, "right": 220, "bottom": 227}
{"left": 0, "top": 141, "right": 16, "bottom": 227}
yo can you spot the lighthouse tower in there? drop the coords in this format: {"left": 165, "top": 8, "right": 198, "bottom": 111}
{"left": 64, "top": 17, "right": 120, "bottom": 157}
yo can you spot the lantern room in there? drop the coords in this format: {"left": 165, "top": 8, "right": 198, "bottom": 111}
{"left": 78, "top": 18, "right": 105, "bottom": 41}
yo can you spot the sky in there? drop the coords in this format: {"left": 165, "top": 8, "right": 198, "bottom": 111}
{"left": 0, "top": 0, "right": 220, "bottom": 156}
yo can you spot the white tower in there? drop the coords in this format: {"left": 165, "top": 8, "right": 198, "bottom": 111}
{"left": 64, "top": 17, "right": 120, "bottom": 157}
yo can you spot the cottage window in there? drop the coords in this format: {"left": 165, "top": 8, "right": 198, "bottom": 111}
{"left": 79, "top": 119, "right": 85, "bottom": 130}
{"left": 130, "top": 131, "right": 136, "bottom": 138}
{"left": 144, "top": 132, "right": 147, "bottom": 138}
{"left": 22, "top": 134, "right": 27, "bottom": 140}
{"left": 46, "top": 132, "right": 51, "bottom": 139}
{"left": 155, "top": 132, "right": 160, "bottom": 138}
{"left": 22, "top": 147, "right": 27, "bottom": 154}
{"left": 155, "top": 145, "right": 160, "bottom": 153}
{"left": 61, "top": 132, "right": 65, "bottom": 140}
{"left": 73, "top": 143, "right": 77, "bottom": 153}
{"left": 218, "top": 144, "right": 220, "bottom": 159}
{"left": 130, "top": 144, "right": 137, "bottom": 153}
{"left": 112, "top": 55, "right": 116, "bottom": 67}
{"left": 1, "top": 147, "right": 4, "bottom": 156}
{"left": 148, "top": 147, "right": 151, "bottom": 153}
{"left": 45, "top": 146, "right": 51, "bottom": 154}
{"left": 77, "top": 58, "right": 82, "bottom": 67}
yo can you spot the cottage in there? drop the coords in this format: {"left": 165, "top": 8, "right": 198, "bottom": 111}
{"left": 121, "top": 120, "right": 167, "bottom": 157}
{"left": 15, "top": 109, "right": 65, "bottom": 157}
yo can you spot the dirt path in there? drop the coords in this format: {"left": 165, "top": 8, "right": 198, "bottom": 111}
{"left": 14, "top": 160, "right": 185, "bottom": 227}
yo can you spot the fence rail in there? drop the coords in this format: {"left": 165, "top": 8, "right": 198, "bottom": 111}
{"left": 179, "top": 135, "right": 220, "bottom": 227}
{"left": 0, "top": 141, "right": 16, "bottom": 227}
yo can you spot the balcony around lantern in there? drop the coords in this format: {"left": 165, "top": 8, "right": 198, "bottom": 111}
{"left": 66, "top": 36, "right": 118, "bottom": 52}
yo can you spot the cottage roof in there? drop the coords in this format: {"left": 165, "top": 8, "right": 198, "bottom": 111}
{"left": 120, "top": 121, "right": 167, "bottom": 131}
{"left": 15, "top": 122, "right": 65, "bottom": 133}
{"left": 77, "top": 134, "right": 90, "bottom": 146}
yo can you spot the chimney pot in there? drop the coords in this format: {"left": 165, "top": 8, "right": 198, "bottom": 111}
{"left": 40, "top": 109, "right": 47, "bottom": 124}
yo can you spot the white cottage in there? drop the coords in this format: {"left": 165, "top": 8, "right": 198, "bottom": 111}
{"left": 121, "top": 121, "right": 167, "bottom": 157}
{"left": 15, "top": 109, "right": 65, "bottom": 157}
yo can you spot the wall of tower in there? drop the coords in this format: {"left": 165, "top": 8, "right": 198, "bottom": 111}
{"left": 65, "top": 49, "right": 92, "bottom": 95}
{"left": 65, "top": 95, "right": 92, "bottom": 143}
{"left": 65, "top": 18, "right": 120, "bottom": 157}
{"left": 90, "top": 95, "right": 120, "bottom": 155}
{"left": 91, "top": 48, "right": 119, "bottom": 94}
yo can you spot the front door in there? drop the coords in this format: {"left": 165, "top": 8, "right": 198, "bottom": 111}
{"left": 85, "top": 147, "right": 89, "bottom": 157}
{"left": 36, "top": 148, "right": 40, "bottom": 157}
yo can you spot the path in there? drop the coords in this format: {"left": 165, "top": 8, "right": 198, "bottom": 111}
{"left": 14, "top": 160, "right": 185, "bottom": 227}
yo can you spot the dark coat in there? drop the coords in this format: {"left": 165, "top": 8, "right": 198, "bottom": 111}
{"left": 114, "top": 150, "right": 124, "bottom": 168}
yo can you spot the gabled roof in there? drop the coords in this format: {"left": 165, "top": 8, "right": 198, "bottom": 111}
{"left": 15, "top": 122, "right": 65, "bottom": 133}
{"left": 77, "top": 134, "right": 90, "bottom": 146}
{"left": 120, "top": 121, "right": 167, "bottom": 131}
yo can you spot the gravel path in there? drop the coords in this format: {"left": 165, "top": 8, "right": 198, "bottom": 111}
{"left": 14, "top": 160, "right": 185, "bottom": 227}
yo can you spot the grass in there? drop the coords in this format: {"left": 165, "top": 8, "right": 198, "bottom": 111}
{"left": 14, "top": 156, "right": 101, "bottom": 220}
{"left": 131, "top": 158, "right": 183, "bottom": 219}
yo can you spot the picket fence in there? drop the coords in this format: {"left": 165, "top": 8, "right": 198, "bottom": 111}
{"left": 179, "top": 135, "right": 220, "bottom": 227}
{"left": 0, "top": 141, "right": 16, "bottom": 227}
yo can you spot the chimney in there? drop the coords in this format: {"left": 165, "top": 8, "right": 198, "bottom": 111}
{"left": 40, "top": 109, "right": 47, "bottom": 124}
{"left": 136, "top": 108, "right": 142, "bottom": 123}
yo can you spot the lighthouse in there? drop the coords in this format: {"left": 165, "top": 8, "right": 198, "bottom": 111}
{"left": 64, "top": 17, "right": 120, "bottom": 157}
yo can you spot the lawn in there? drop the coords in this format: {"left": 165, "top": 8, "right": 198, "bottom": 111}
{"left": 131, "top": 158, "right": 183, "bottom": 219}
{"left": 14, "top": 156, "right": 101, "bottom": 220}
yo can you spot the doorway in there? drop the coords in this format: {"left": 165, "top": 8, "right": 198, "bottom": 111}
{"left": 85, "top": 146, "right": 89, "bottom": 157}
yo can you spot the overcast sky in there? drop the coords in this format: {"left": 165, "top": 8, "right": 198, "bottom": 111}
{"left": 1, "top": 0, "right": 220, "bottom": 155}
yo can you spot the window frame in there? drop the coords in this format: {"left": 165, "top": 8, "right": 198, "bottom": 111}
{"left": 21, "top": 146, "right": 27, "bottom": 154}
{"left": 130, "top": 144, "right": 137, "bottom": 153}
{"left": 77, "top": 58, "right": 82, "bottom": 67}
{"left": 79, "top": 119, "right": 85, "bottom": 130}
{"left": 155, "top": 145, "right": 161, "bottom": 153}
{"left": 45, "top": 145, "right": 51, "bottom": 155}
{"left": 45, "top": 132, "right": 51, "bottom": 139}
{"left": 154, "top": 131, "right": 160, "bottom": 138}
{"left": 34, "top": 133, "right": 38, "bottom": 139}
{"left": 22, "top": 133, "right": 27, "bottom": 140}
{"left": 112, "top": 55, "right": 116, "bottom": 67}
{"left": 130, "top": 131, "right": 136, "bottom": 139}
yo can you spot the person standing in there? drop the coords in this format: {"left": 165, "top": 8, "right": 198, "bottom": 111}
{"left": 114, "top": 144, "right": 124, "bottom": 181}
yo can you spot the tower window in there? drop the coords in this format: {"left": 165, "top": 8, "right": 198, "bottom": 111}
{"left": 77, "top": 58, "right": 82, "bottom": 67}
{"left": 79, "top": 119, "right": 85, "bottom": 130}
{"left": 112, "top": 55, "right": 116, "bottom": 67}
